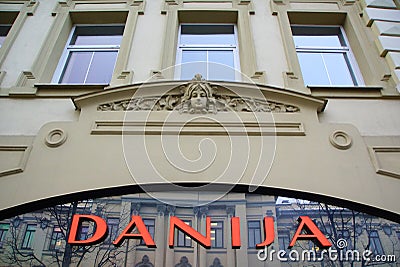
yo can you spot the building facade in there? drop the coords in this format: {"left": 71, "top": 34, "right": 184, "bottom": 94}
{"left": 0, "top": 0, "right": 399, "bottom": 266}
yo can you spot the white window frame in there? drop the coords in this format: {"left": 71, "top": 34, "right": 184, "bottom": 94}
{"left": 52, "top": 24, "right": 124, "bottom": 84}
{"left": 292, "top": 25, "right": 364, "bottom": 87}
{"left": 175, "top": 23, "right": 241, "bottom": 81}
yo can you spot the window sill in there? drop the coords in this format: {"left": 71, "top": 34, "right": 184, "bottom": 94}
{"left": 308, "top": 86, "right": 382, "bottom": 98}
{"left": 34, "top": 84, "right": 107, "bottom": 98}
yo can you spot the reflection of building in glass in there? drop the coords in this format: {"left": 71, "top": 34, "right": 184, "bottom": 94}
{"left": 0, "top": 193, "right": 399, "bottom": 266}
{"left": 0, "top": 0, "right": 399, "bottom": 266}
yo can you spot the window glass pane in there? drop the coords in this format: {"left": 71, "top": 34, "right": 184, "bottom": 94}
{"left": 85, "top": 51, "right": 118, "bottom": 84}
{"left": 22, "top": 225, "right": 36, "bottom": 249}
{"left": 323, "top": 53, "right": 355, "bottom": 86}
{"left": 208, "top": 50, "right": 235, "bottom": 81}
{"left": 293, "top": 35, "right": 342, "bottom": 48}
{"left": 60, "top": 52, "right": 92, "bottom": 84}
{"left": 181, "top": 25, "right": 235, "bottom": 45}
{"left": 292, "top": 26, "right": 345, "bottom": 47}
{"left": 297, "top": 53, "right": 330, "bottom": 85}
{"left": 181, "top": 50, "right": 207, "bottom": 80}
{"left": 0, "top": 25, "right": 11, "bottom": 47}
{"left": 71, "top": 26, "right": 124, "bottom": 46}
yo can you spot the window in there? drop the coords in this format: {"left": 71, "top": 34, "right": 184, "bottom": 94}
{"left": 278, "top": 231, "right": 290, "bottom": 252}
{"left": 211, "top": 221, "right": 223, "bottom": 248}
{"left": 291, "top": 25, "right": 363, "bottom": 86}
{"left": 177, "top": 220, "right": 192, "bottom": 247}
{"left": 78, "top": 224, "right": 89, "bottom": 241}
{"left": 0, "top": 223, "right": 9, "bottom": 248}
{"left": 139, "top": 219, "right": 155, "bottom": 246}
{"left": 248, "top": 220, "right": 262, "bottom": 248}
{"left": 106, "top": 218, "right": 119, "bottom": 244}
{"left": 53, "top": 25, "right": 124, "bottom": 84}
{"left": 369, "top": 230, "right": 384, "bottom": 255}
{"left": 176, "top": 24, "right": 239, "bottom": 81}
{"left": 49, "top": 227, "right": 63, "bottom": 250}
{"left": 0, "top": 25, "right": 11, "bottom": 47}
{"left": 21, "top": 224, "right": 36, "bottom": 249}
{"left": 338, "top": 229, "right": 352, "bottom": 250}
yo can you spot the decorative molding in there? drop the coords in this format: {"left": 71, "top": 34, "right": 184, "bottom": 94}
{"left": 45, "top": 128, "right": 68, "bottom": 148}
{"left": 251, "top": 71, "right": 266, "bottom": 83}
{"left": 52, "top": 1, "right": 71, "bottom": 16}
{"left": 329, "top": 131, "right": 352, "bottom": 150}
{"left": 167, "top": 205, "right": 176, "bottom": 216}
{"left": 369, "top": 147, "right": 400, "bottom": 179}
{"left": 131, "top": 203, "right": 141, "bottom": 215}
{"left": 91, "top": 121, "right": 306, "bottom": 136}
{"left": 135, "top": 255, "right": 154, "bottom": 267}
{"left": 226, "top": 206, "right": 235, "bottom": 216}
{"left": 157, "top": 204, "right": 167, "bottom": 216}
{"left": 16, "top": 71, "right": 36, "bottom": 87}
{"left": 0, "top": 145, "right": 31, "bottom": 177}
{"left": 26, "top": 0, "right": 39, "bottom": 16}
{"left": 98, "top": 74, "right": 300, "bottom": 114}
{"left": 129, "top": 0, "right": 146, "bottom": 14}
{"left": 238, "top": 0, "right": 255, "bottom": 14}
{"left": 150, "top": 70, "right": 164, "bottom": 80}
{"left": 175, "top": 256, "right": 192, "bottom": 267}
{"left": 162, "top": 0, "right": 179, "bottom": 14}
{"left": 341, "top": 0, "right": 356, "bottom": 6}
{"left": 209, "top": 257, "right": 223, "bottom": 267}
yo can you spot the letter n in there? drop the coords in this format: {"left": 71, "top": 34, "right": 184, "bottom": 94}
{"left": 169, "top": 216, "right": 211, "bottom": 248}
{"left": 67, "top": 215, "right": 108, "bottom": 245}
{"left": 288, "top": 216, "right": 332, "bottom": 249}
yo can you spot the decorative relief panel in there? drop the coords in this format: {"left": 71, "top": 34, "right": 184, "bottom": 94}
{"left": 0, "top": 145, "right": 31, "bottom": 177}
{"left": 369, "top": 147, "right": 400, "bottom": 179}
{"left": 97, "top": 75, "right": 300, "bottom": 114}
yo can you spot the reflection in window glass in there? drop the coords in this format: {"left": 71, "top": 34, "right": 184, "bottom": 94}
{"left": 49, "top": 227, "right": 63, "bottom": 250}
{"left": 140, "top": 219, "right": 155, "bottom": 246}
{"left": 56, "top": 25, "right": 124, "bottom": 84}
{"left": 0, "top": 25, "right": 12, "bottom": 47}
{"left": 0, "top": 223, "right": 9, "bottom": 248}
{"left": 177, "top": 220, "right": 192, "bottom": 247}
{"left": 292, "top": 25, "right": 362, "bottom": 86}
{"left": 211, "top": 221, "right": 223, "bottom": 248}
{"left": 21, "top": 224, "right": 36, "bottom": 249}
{"left": 369, "top": 230, "right": 384, "bottom": 255}
{"left": 106, "top": 218, "right": 119, "bottom": 244}
{"left": 248, "top": 220, "right": 261, "bottom": 248}
{"left": 177, "top": 24, "right": 239, "bottom": 81}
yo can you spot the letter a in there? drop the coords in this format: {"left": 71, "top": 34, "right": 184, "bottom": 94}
{"left": 288, "top": 216, "right": 332, "bottom": 249}
{"left": 113, "top": 215, "right": 156, "bottom": 247}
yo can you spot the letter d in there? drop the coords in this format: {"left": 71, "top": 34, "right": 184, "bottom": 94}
{"left": 67, "top": 215, "right": 108, "bottom": 245}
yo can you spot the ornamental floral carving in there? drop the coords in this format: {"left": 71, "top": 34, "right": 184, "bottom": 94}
{"left": 97, "top": 74, "right": 300, "bottom": 114}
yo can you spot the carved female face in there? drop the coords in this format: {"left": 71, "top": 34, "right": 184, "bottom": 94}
{"left": 190, "top": 87, "right": 207, "bottom": 109}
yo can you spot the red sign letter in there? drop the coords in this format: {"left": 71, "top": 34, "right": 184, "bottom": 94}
{"left": 113, "top": 215, "right": 156, "bottom": 247}
{"left": 256, "top": 216, "right": 275, "bottom": 248}
{"left": 67, "top": 215, "right": 107, "bottom": 245}
{"left": 288, "top": 216, "right": 332, "bottom": 248}
{"left": 169, "top": 216, "right": 211, "bottom": 248}
{"left": 231, "top": 217, "right": 241, "bottom": 248}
